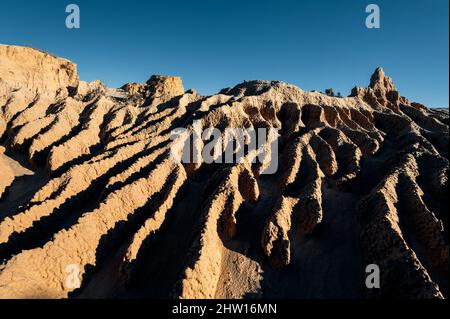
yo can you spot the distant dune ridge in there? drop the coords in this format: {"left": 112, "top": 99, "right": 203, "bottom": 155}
{"left": 0, "top": 45, "right": 448, "bottom": 299}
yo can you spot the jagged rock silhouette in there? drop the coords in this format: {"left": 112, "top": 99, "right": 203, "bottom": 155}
{"left": 0, "top": 45, "right": 448, "bottom": 299}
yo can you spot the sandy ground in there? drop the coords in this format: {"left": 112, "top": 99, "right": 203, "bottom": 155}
{"left": 0, "top": 151, "right": 48, "bottom": 220}
{"left": 0, "top": 45, "right": 447, "bottom": 299}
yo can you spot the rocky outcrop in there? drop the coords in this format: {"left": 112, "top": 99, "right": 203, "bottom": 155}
{"left": 121, "top": 75, "right": 185, "bottom": 109}
{"left": 351, "top": 67, "right": 404, "bottom": 111}
{"left": 0, "top": 45, "right": 448, "bottom": 299}
{"left": 0, "top": 45, "right": 78, "bottom": 106}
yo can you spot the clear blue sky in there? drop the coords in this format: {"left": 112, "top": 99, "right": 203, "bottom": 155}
{"left": 0, "top": 0, "right": 448, "bottom": 107}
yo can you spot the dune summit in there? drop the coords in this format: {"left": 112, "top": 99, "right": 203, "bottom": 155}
{"left": 0, "top": 45, "right": 448, "bottom": 299}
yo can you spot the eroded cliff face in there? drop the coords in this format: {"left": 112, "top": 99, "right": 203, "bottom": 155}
{"left": 0, "top": 45, "right": 448, "bottom": 299}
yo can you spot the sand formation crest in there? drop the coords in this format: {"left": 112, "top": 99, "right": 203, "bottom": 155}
{"left": 0, "top": 45, "right": 448, "bottom": 299}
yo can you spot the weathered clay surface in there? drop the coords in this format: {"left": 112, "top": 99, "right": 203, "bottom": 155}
{"left": 0, "top": 45, "right": 448, "bottom": 299}
{"left": 0, "top": 146, "right": 14, "bottom": 198}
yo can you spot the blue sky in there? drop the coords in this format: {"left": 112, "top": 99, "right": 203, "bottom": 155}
{"left": 0, "top": 0, "right": 448, "bottom": 107}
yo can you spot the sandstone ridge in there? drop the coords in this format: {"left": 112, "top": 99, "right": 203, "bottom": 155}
{"left": 0, "top": 45, "right": 448, "bottom": 299}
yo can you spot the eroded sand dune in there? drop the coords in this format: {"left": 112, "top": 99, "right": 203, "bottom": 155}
{"left": 0, "top": 45, "right": 448, "bottom": 299}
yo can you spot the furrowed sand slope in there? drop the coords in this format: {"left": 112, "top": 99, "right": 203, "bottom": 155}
{"left": 0, "top": 45, "right": 448, "bottom": 299}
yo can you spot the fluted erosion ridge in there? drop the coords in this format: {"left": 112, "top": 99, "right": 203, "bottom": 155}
{"left": 0, "top": 45, "right": 448, "bottom": 299}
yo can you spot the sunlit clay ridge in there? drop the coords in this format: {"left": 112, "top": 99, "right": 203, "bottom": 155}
{"left": 0, "top": 45, "right": 448, "bottom": 299}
